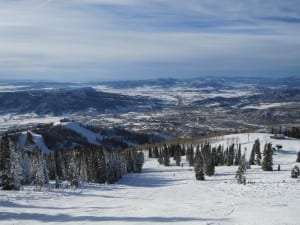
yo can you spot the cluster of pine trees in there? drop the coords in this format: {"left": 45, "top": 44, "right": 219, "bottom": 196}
{"left": 149, "top": 142, "right": 244, "bottom": 180}
{"left": 149, "top": 144, "right": 184, "bottom": 167}
{"left": 0, "top": 133, "right": 144, "bottom": 190}
{"left": 149, "top": 138, "right": 274, "bottom": 184}
{"left": 271, "top": 126, "right": 300, "bottom": 139}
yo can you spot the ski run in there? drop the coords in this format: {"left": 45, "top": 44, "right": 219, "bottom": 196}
{"left": 1, "top": 133, "right": 300, "bottom": 225}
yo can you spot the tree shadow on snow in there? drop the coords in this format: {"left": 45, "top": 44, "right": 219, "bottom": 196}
{"left": 276, "top": 149, "right": 297, "bottom": 155}
{"left": 119, "top": 174, "right": 186, "bottom": 187}
{"left": 0, "top": 212, "right": 231, "bottom": 223}
{"left": 142, "top": 167, "right": 191, "bottom": 174}
{"left": 0, "top": 200, "right": 120, "bottom": 210}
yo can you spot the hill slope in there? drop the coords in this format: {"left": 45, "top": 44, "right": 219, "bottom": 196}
{"left": 0, "top": 133, "right": 299, "bottom": 225}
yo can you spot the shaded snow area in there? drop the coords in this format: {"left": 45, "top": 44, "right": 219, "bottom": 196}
{"left": 54, "top": 121, "right": 102, "bottom": 145}
{"left": 1, "top": 133, "right": 300, "bottom": 225}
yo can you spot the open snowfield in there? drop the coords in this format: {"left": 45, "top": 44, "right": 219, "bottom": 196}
{"left": 1, "top": 133, "right": 299, "bottom": 225}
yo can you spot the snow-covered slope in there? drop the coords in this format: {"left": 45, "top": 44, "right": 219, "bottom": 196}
{"left": 17, "top": 131, "right": 51, "bottom": 153}
{"left": 54, "top": 121, "right": 102, "bottom": 145}
{"left": 1, "top": 133, "right": 299, "bottom": 225}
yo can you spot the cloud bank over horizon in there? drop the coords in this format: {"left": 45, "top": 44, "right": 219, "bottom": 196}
{"left": 0, "top": 0, "right": 299, "bottom": 81}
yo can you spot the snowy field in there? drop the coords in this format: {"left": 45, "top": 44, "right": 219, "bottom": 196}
{"left": 1, "top": 133, "right": 300, "bottom": 225}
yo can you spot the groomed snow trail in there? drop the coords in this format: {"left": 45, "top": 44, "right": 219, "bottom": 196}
{"left": 1, "top": 133, "right": 300, "bottom": 225}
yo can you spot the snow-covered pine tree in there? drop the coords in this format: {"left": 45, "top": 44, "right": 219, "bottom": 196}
{"left": 174, "top": 144, "right": 181, "bottom": 166}
{"left": 134, "top": 151, "right": 144, "bottom": 173}
{"left": 194, "top": 148, "right": 205, "bottom": 180}
{"left": 227, "top": 144, "right": 235, "bottom": 166}
{"left": 249, "top": 143, "right": 255, "bottom": 165}
{"left": 0, "top": 134, "right": 23, "bottom": 190}
{"left": 79, "top": 150, "right": 88, "bottom": 183}
{"left": 236, "top": 153, "right": 247, "bottom": 184}
{"left": 9, "top": 144, "right": 24, "bottom": 190}
{"left": 202, "top": 144, "right": 215, "bottom": 176}
{"left": 94, "top": 147, "right": 107, "bottom": 183}
{"left": 291, "top": 166, "right": 299, "bottom": 178}
{"left": 33, "top": 150, "right": 46, "bottom": 190}
{"left": 163, "top": 144, "right": 170, "bottom": 166}
{"left": 186, "top": 145, "right": 194, "bottom": 167}
{"left": 216, "top": 145, "right": 224, "bottom": 166}
{"left": 0, "top": 134, "right": 12, "bottom": 190}
{"left": 254, "top": 139, "right": 261, "bottom": 165}
{"left": 22, "top": 151, "right": 33, "bottom": 185}
{"left": 234, "top": 144, "right": 241, "bottom": 165}
{"left": 262, "top": 143, "right": 273, "bottom": 171}
{"left": 68, "top": 151, "right": 80, "bottom": 188}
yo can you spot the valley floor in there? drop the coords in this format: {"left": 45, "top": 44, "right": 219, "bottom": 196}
{"left": 1, "top": 133, "right": 300, "bottom": 225}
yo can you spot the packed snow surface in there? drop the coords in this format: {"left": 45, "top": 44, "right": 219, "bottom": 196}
{"left": 1, "top": 133, "right": 300, "bottom": 225}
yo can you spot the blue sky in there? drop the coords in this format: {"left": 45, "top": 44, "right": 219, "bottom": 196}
{"left": 0, "top": 0, "right": 299, "bottom": 81}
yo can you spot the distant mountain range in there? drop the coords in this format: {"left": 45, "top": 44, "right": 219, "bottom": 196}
{"left": 0, "top": 87, "right": 163, "bottom": 115}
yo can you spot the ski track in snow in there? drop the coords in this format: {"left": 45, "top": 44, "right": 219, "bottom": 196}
{"left": 1, "top": 133, "right": 300, "bottom": 225}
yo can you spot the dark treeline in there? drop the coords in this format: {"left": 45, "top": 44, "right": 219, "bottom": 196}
{"left": 0, "top": 133, "right": 144, "bottom": 190}
{"left": 272, "top": 126, "right": 300, "bottom": 139}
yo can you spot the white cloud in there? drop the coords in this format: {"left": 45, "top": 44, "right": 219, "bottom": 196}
{"left": 0, "top": 0, "right": 299, "bottom": 80}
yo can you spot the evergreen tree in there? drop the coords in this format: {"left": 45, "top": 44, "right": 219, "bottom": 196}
{"left": 33, "top": 151, "right": 46, "bottom": 189}
{"left": 249, "top": 144, "right": 255, "bottom": 165}
{"left": 157, "top": 148, "right": 163, "bottom": 165}
{"left": 94, "top": 147, "right": 107, "bottom": 183}
{"left": 262, "top": 143, "right": 273, "bottom": 171}
{"left": 216, "top": 145, "right": 224, "bottom": 166}
{"left": 148, "top": 148, "right": 153, "bottom": 158}
{"left": 68, "top": 151, "right": 80, "bottom": 188}
{"left": 226, "top": 144, "right": 235, "bottom": 166}
{"left": 296, "top": 151, "right": 300, "bottom": 163}
{"left": 234, "top": 144, "right": 241, "bottom": 165}
{"left": 134, "top": 151, "right": 144, "bottom": 173}
{"left": 163, "top": 144, "right": 170, "bottom": 166}
{"left": 202, "top": 144, "right": 215, "bottom": 176}
{"left": 153, "top": 146, "right": 159, "bottom": 158}
{"left": 194, "top": 148, "right": 205, "bottom": 180}
{"left": 291, "top": 166, "right": 300, "bottom": 178}
{"left": 79, "top": 149, "right": 88, "bottom": 183}
{"left": 174, "top": 144, "right": 181, "bottom": 166}
{"left": 186, "top": 145, "right": 194, "bottom": 167}
{"left": 22, "top": 152, "right": 33, "bottom": 185}
{"left": 236, "top": 153, "right": 247, "bottom": 184}
{"left": 0, "top": 134, "right": 23, "bottom": 190}
{"left": 211, "top": 147, "right": 217, "bottom": 166}
{"left": 254, "top": 139, "right": 261, "bottom": 165}
{"left": 10, "top": 146, "right": 24, "bottom": 190}
{"left": 0, "top": 134, "right": 11, "bottom": 189}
